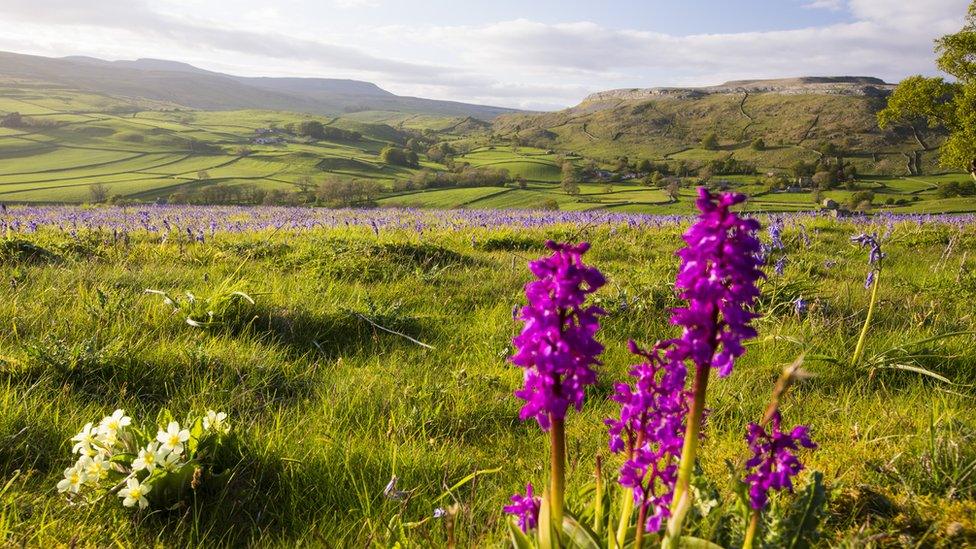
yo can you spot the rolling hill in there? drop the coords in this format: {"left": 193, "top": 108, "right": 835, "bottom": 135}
{"left": 0, "top": 63, "right": 972, "bottom": 212}
{"left": 493, "top": 77, "right": 944, "bottom": 177}
{"left": 0, "top": 51, "right": 517, "bottom": 120}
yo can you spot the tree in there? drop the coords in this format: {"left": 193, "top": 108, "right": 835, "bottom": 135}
{"left": 818, "top": 141, "right": 840, "bottom": 159}
{"left": 665, "top": 181, "right": 681, "bottom": 202}
{"left": 938, "top": 181, "right": 963, "bottom": 198}
{"left": 792, "top": 160, "right": 816, "bottom": 179}
{"left": 701, "top": 132, "right": 719, "bottom": 150}
{"left": 380, "top": 146, "right": 419, "bottom": 168}
{"left": 561, "top": 179, "right": 580, "bottom": 196}
{"left": 637, "top": 159, "right": 653, "bottom": 173}
{"left": 878, "top": 1, "right": 976, "bottom": 179}
{"left": 297, "top": 120, "right": 325, "bottom": 140}
{"left": 848, "top": 190, "right": 875, "bottom": 210}
{"left": 750, "top": 138, "right": 766, "bottom": 151}
{"left": 539, "top": 198, "right": 560, "bottom": 211}
{"left": 88, "top": 183, "right": 109, "bottom": 203}
{"left": 812, "top": 171, "right": 835, "bottom": 190}
{"left": 426, "top": 142, "right": 455, "bottom": 164}
{"left": 561, "top": 161, "right": 580, "bottom": 196}
{"left": 614, "top": 156, "right": 630, "bottom": 173}
{"left": 294, "top": 175, "right": 317, "bottom": 194}
{"left": 0, "top": 112, "right": 23, "bottom": 128}
{"left": 650, "top": 171, "right": 665, "bottom": 187}
{"left": 197, "top": 170, "right": 210, "bottom": 181}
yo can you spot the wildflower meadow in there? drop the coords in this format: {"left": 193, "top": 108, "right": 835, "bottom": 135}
{"left": 0, "top": 198, "right": 975, "bottom": 546}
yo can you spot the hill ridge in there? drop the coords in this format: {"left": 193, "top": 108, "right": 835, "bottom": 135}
{"left": 583, "top": 76, "right": 896, "bottom": 103}
{"left": 0, "top": 50, "right": 517, "bottom": 120}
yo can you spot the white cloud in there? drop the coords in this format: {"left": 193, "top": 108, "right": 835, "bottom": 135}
{"left": 0, "top": 0, "right": 971, "bottom": 109}
{"left": 803, "top": 0, "right": 844, "bottom": 11}
{"left": 330, "top": 0, "right": 379, "bottom": 8}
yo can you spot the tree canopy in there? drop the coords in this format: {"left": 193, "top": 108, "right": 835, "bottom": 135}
{"left": 879, "top": 1, "right": 976, "bottom": 178}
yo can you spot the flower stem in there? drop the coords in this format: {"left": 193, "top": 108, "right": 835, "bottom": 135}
{"left": 550, "top": 414, "right": 566, "bottom": 541}
{"left": 662, "top": 363, "right": 710, "bottom": 549}
{"left": 742, "top": 510, "right": 760, "bottom": 549}
{"left": 634, "top": 499, "right": 648, "bottom": 549}
{"left": 851, "top": 268, "right": 881, "bottom": 368}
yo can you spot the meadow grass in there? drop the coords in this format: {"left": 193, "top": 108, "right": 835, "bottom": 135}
{"left": 0, "top": 212, "right": 974, "bottom": 546}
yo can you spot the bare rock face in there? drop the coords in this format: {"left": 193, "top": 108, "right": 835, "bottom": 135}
{"left": 582, "top": 76, "right": 895, "bottom": 103}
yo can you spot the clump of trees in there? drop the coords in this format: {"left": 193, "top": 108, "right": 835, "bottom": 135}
{"left": 315, "top": 177, "right": 384, "bottom": 207}
{"left": 170, "top": 183, "right": 276, "bottom": 205}
{"left": 878, "top": 1, "right": 976, "bottom": 180}
{"left": 704, "top": 157, "right": 756, "bottom": 176}
{"left": 761, "top": 173, "right": 792, "bottom": 192}
{"left": 0, "top": 112, "right": 59, "bottom": 129}
{"left": 848, "top": 190, "right": 875, "bottom": 211}
{"left": 380, "top": 146, "right": 420, "bottom": 168}
{"left": 288, "top": 120, "right": 361, "bottom": 141}
{"left": 404, "top": 165, "right": 509, "bottom": 190}
{"left": 0, "top": 112, "right": 23, "bottom": 128}
{"left": 426, "top": 142, "right": 456, "bottom": 164}
{"left": 791, "top": 144, "right": 857, "bottom": 190}
{"left": 701, "top": 132, "right": 719, "bottom": 150}
{"left": 937, "top": 179, "right": 976, "bottom": 197}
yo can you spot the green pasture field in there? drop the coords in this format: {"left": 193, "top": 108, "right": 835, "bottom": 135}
{"left": 1, "top": 83, "right": 976, "bottom": 213}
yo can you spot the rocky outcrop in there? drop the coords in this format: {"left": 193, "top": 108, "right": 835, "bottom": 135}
{"left": 582, "top": 76, "right": 895, "bottom": 103}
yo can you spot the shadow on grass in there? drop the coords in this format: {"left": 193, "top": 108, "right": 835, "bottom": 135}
{"left": 136, "top": 435, "right": 393, "bottom": 546}
{"left": 1, "top": 335, "right": 319, "bottom": 408}
{"left": 255, "top": 306, "right": 431, "bottom": 360}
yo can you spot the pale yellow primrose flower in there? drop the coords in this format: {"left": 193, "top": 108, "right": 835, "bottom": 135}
{"left": 83, "top": 454, "right": 110, "bottom": 482}
{"left": 132, "top": 442, "right": 164, "bottom": 473}
{"left": 203, "top": 410, "right": 229, "bottom": 434}
{"left": 118, "top": 477, "right": 151, "bottom": 509}
{"left": 160, "top": 449, "right": 183, "bottom": 472}
{"left": 96, "top": 426, "right": 118, "bottom": 450}
{"left": 99, "top": 409, "right": 132, "bottom": 433}
{"left": 70, "top": 422, "right": 97, "bottom": 455}
{"left": 56, "top": 465, "right": 86, "bottom": 494}
{"left": 156, "top": 421, "right": 190, "bottom": 455}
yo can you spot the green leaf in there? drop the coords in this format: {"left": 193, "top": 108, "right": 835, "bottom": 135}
{"left": 537, "top": 489, "right": 555, "bottom": 549}
{"left": 877, "top": 363, "right": 952, "bottom": 384}
{"left": 507, "top": 519, "right": 535, "bottom": 549}
{"left": 230, "top": 291, "right": 256, "bottom": 304}
{"left": 561, "top": 512, "right": 600, "bottom": 549}
{"left": 187, "top": 416, "right": 204, "bottom": 457}
{"left": 434, "top": 466, "right": 502, "bottom": 502}
{"left": 765, "top": 472, "right": 827, "bottom": 549}
{"left": 156, "top": 408, "right": 174, "bottom": 429}
{"left": 679, "top": 536, "right": 725, "bottom": 549}
{"left": 110, "top": 452, "right": 136, "bottom": 464}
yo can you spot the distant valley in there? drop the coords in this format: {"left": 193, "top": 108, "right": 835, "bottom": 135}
{"left": 0, "top": 51, "right": 968, "bottom": 213}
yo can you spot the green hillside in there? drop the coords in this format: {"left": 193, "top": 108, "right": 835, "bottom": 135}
{"left": 1, "top": 73, "right": 975, "bottom": 213}
{"left": 0, "top": 51, "right": 518, "bottom": 119}
{"left": 493, "top": 88, "right": 944, "bottom": 176}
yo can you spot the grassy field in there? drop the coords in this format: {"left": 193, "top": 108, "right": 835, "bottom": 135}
{"left": 0, "top": 206, "right": 975, "bottom": 547}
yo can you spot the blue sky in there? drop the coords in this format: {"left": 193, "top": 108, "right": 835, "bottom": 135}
{"left": 0, "top": 0, "right": 968, "bottom": 109}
